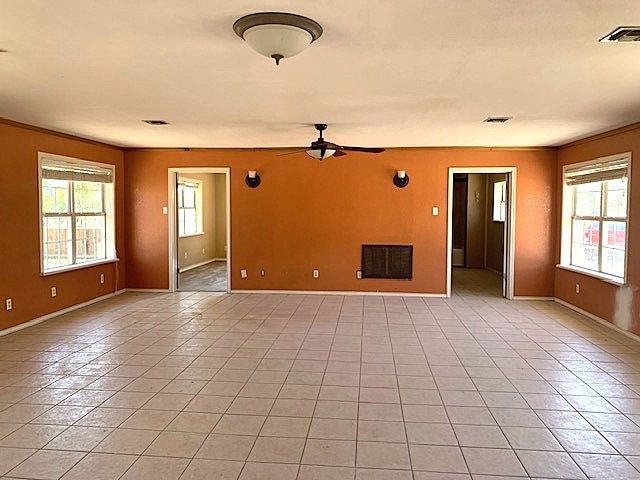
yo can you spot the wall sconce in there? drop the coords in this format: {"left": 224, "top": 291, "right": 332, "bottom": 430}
{"left": 245, "top": 170, "right": 261, "bottom": 188}
{"left": 393, "top": 170, "right": 409, "bottom": 188}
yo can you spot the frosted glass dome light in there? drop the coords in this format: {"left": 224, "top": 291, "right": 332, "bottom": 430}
{"left": 233, "top": 12, "right": 323, "bottom": 65}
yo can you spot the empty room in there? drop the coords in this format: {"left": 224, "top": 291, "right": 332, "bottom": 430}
{"left": 0, "top": 2, "right": 639, "bottom": 479}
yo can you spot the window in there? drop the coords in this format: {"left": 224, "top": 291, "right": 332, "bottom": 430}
{"left": 492, "top": 180, "right": 506, "bottom": 222}
{"left": 560, "top": 154, "right": 630, "bottom": 280}
{"left": 39, "top": 153, "right": 115, "bottom": 273}
{"left": 177, "top": 179, "right": 203, "bottom": 236}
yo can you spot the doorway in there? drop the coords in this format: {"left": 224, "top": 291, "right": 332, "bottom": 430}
{"left": 447, "top": 167, "right": 516, "bottom": 299}
{"left": 168, "top": 168, "right": 230, "bottom": 293}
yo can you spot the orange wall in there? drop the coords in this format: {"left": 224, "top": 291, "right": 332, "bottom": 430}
{"left": 124, "top": 148, "right": 557, "bottom": 296}
{"left": 556, "top": 126, "right": 640, "bottom": 331}
{"left": 0, "top": 121, "right": 126, "bottom": 331}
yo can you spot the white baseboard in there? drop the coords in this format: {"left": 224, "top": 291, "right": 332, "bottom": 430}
{"left": 213, "top": 258, "right": 227, "bottom": 262}
{"left": 230, "top": 289, "right": 447, "bottom": 298}
{"left": 179, "top": 259, "right": 216, "bottom": 273}
{"left": 0, "top": 291, "right": 123, "bottom": 337}
{"left": 554, "top": 298, "right": 640, "bottom": 343}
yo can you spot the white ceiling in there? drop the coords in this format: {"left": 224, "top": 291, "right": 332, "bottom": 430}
{"left": 2, "top": 1, "right": 640, "bottom": 148}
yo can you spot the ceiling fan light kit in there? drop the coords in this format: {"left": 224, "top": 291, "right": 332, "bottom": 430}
{"left": 245, "top": 170, "right": 261, "bottom": 188}
{"left": 393, "top": 170, "right": 409, "bottom": 188}
{"left": 233, "top": 12, "right": 323, "bottom": 65}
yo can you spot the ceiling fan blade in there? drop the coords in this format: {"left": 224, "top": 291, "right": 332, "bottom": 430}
{"left": 339, "top": 146, "right": 386, "bottom": 153}
{"left": 276, "top": 148, "right": 309, "bottom": 156}
{"left": 333, "top": 150, "right": 347, "bottom": 157}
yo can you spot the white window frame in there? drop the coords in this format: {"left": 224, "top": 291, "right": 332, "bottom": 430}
{"left": 559, "top": 152, "right": 631, "bottom": 284}
{"left": 38, "top": 152, "right": 116, "bottom": 275}
{"left": 177, "top": 178, "right": 203, "bottom": 237}
{"left": 492, "top": 180, "right": 507, "bottom": 222}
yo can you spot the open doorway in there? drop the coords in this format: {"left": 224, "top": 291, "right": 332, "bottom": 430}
{"left": 447, "top": 167, "right": 516, "bottom": 299}
{"left": 168, "top": 168, "right": 230, "bottom": 293}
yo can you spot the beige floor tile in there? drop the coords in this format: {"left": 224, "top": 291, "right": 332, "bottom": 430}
{"left": 356, "top": 441, "right": 411, "bottom": 469}
{"left": 213, "top": 415, "right": 265, "bottom": 436}
{"left": 356, "top": 468, "right": 413, "bottom": 479}
{"left": 59, "top": 452, "right": 136, "bottom": 480}
{"left": 248, "top": 436, "right": 305, "bottom": 463}
{"left": 238, "top": 462, "right": 298, "bottom": 480}
{"left": 297, "top": 465, "right": 354, "bottom": 480}
{"left": 196, "top": 433, "right": 255, "bottom": 460}
{"left": 44, "top": 426, "right": 112, "bottom": 451}
{"left": 32, "top": 406, "right": 94, "bottom": 426}
{"left": 0, "top": 447, "right": 37, "bottom": 476}
{"left": 314, "top": 400, "right": 358, "bottom": 419}
{"left": 462, "top": 447, "right": 526, "bottom": 476}
{"left": 357, "top": 420, "right": 406, "bottom": 442}
{"left": 166, "top": 412, "right": 221, "bottom": 433}
{"left": 0, "top": 404, "right": 53, "bottom": 423}
{"left": 309, "top": 418, "right": 357, "bottom": 440}
{"left": 178, "top": 458, "right": 244, "bottom": 480}
{"left": 516, "top": 449, "right": 586, "bottom": 479}
{"left": 8, "top": 449, "right": 85, "bottom": 480}
{"left": 301, "top": 439, "right": 356, "bottom": 467}
{"left": 406, "top": 422, "right": 457, "bottom": 445}
{"left": 74, "top": 407, "right": 135, "bottom": 427}
{"left": 100, "top": 391, "right": 155, "bottom": 409}
{"left": 409, "top": 444, "right": 468, "bottom": 473}
{"left": 260, "top": 416, "right": 310, "bottom": 438}
{"left": 227, "top": 397, "right": 274, "bottom": 415}
{"left": 0, "top": 424, "right": 67, "bottom": 448}
{"left": 502, "top": 426, "right": 563, "bottom": 451}
{"left": 143, "top": 393, "right": 195, "bottom": 411}
{"left": 93, "top": 428, "right": 159, "bottom": 454}
{"left": 185, "top": 395, "right": 234, "bottom": 413}
{"left": 120, "top": 409, "right": 177, "bottom": 430}
{"left": 145, "top": 431, "right": 206, "bottom": 457}
{"left": 572, "top": 453, "right": 640, "bottom": 479}
{"left": 453, "top": 424, "right": 509, "bottom": 448}
{"left": 552, "top": 428, "right": 617, "bottom": 454}
{"left": 120, "top": 456, "right": 188, "bottom": 480}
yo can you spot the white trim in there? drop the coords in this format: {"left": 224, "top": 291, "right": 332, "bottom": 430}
{"left": 0, "top": 290, "right": 125, "bottom": 337}
{"left": 555, "top": 264, "right": 623, "bottom": 286}
{"left": 39, "top": 258, "right": 118, "bottom": 276}
{"left": 447, "top": 167, "right": 516, "bottom": 299}
{"left": 512, "top": 296, "right": 555, "bottom": 301}
{"left": 213, "top": 258, "right": 227, "bottom": 262}
{"left": 231, "top": 289, "right": 447, "bottom": 297}
{"left": 554, "top": 298, "right": 640, "bottom": 343}
{"left": 168, "top": 168, "right": 231, "bottom": 294}
{"left": 180, "top": 258, "right": 216, "bottom": 273}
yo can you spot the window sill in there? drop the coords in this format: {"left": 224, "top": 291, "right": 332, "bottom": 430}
{"left": 179, "top": 232, "right": 205, "bottom": 239}
{"left": 556, "top": 264, "right": 624, "bottom": 286}
{"left": 41, "top": 258, "right": 119, "bottom": 276}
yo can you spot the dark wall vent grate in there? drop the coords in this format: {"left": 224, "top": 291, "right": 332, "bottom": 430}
{"left": 362, "top": 245, "right": 413, "bottom": 279}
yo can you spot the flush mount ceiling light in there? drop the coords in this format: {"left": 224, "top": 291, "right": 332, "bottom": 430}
{"left": 233, "top": 12, "right": 323, "bottom": 65}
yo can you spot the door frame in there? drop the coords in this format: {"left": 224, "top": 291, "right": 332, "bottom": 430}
{"left": 446, "top": 167, "right": 517, "bottom": 299}
{"left": 168, "top": 167, "right": 231, "bottom": 293}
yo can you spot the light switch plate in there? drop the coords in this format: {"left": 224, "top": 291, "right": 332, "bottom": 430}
{"left": 432, "top": 207, "right": 439, "bottom": 216}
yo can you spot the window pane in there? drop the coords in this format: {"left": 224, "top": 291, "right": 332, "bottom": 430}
{"left": 574, "top": 183, "right": 601, "bottom": 217}
{"left": 183, "top": 187, "right": 196, "bottom": 208}
{"left": 75, "top": 216, "right": 106, "bottom": 262}
{"left": 605, "top": 179, "right": 627, "bottom": 218}
{"left": 602, "top": 221, "right": 626, "bottom": 249}
{"left": 571, "top": 219, "right": 598, "bottom": 271}
{"left": 74, "top": 181, "right": 104, "bottom": 213}
{"left": 602, "top": 247, "right": 625, "bottom": 278}
{"left": 493, "top": 181, "right": 506, "bottom": 222}
{"left": 42, "top": 179, "right": 69, "bottom": 213}
{"left": 43, "top": 216, "right": 73, "bottom": 269}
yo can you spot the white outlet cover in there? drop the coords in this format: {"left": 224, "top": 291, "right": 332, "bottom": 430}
{"left": 432, "top": 206, "right": 439, "bottom": 216}
{"left": 313, "top": 270, "right": 319, "bottom": 278}
{"left": 241, "top": 269, "right": 247, "bottom": 278}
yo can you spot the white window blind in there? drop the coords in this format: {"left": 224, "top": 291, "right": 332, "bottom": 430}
{"left": 564, "top": 157, "right": 629, "bottom": 186}
{"left": 41, "top": 158, "right": 114, "bottom": 184}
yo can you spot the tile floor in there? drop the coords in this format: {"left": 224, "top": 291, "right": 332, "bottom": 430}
{"left": 179, "top": 261, "right": 227, "bottom": 292}
{"left": 1, "top": 269, "right": 640, "bottom": 479}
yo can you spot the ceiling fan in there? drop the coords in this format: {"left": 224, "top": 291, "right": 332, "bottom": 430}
{"left": 278, "top": 124, "right": 385, "bottom": 160}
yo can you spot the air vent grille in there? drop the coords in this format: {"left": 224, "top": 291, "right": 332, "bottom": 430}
{"left": 142, "top": 120, "right": 169, "bottom": 125}
{"left": 484, "top": 117, "right": 512, "bottom": 123}
{"left": 362, "top": 245, "right": 413, "bottom": 280}
{"left": 600, "top": 27, "right": 640, "bottom": 42}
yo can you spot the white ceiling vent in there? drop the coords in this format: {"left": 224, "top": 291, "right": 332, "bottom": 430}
{"left": 600, "top": 27, "right": 640, "bottom": 42}
{"left": 484, "top": 117, "right": 512, "bottom": 123}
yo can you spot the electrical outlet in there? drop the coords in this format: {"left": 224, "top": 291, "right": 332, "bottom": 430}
{"left": 202, "top": 248, "right": 205, "bottom": 254}
{"left": 432, "top": 206, "right": 439, "bottom": 216}
{"left": 184, "top": 252, "right": 188, "bottom": 259}
{"left": 51, "top": 286, "right": 57, "bottom": 297}
{"left": 575, "top": 283, "right": 580, "bottom": 294}
{"left": 241, "top": 269, "right": 247, "bottom": 279}
{"left": 356, "top": 270, "right": 362, "bottom": 279}
{"left": 261, "top": 269, "right": 265, "bottom": 277}
{"left": 100, "top": 273, "right": 105, "bottom": 284}
{"left": 313, "top": 270, "right": 319, "bottom": 279}
{"left": 5, "top": 298, "right": 12, "bottom": 311}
